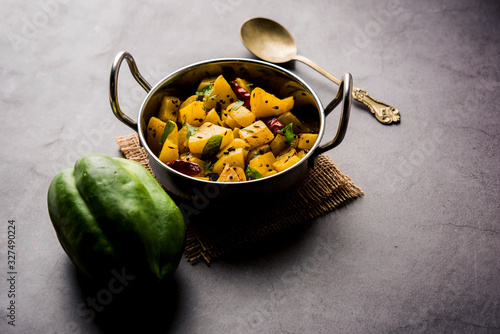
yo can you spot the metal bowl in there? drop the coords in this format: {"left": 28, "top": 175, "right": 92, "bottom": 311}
{"left": 109, "top": 51, "right": 352, "bottom": 204}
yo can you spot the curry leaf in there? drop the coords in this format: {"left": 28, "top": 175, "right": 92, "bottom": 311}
{"left": 282, "top": 123, "right": 294, "bottom": 143}
{"left": 245, "top": 166, "right": 264, "bottom": 180}
{"left": 159, "top": 120, "right": 176, "bottom": 145}
{"left": 201, "top": 135, "right": 223, "bottom": 160}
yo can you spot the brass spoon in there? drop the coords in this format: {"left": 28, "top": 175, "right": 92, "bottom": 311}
{"left": 240, "top": 17, "right": 400, "bottom": 124}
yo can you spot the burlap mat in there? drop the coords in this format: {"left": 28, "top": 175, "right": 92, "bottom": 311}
{"left": 116, "top": 133, "right": 363, "bottom": 264}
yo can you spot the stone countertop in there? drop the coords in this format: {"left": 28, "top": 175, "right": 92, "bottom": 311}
{"left": 1, "top": 0, "right": 499, "bottom": 333}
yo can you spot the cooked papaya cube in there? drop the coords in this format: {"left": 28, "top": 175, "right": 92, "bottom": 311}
{"left": 277, "top": 111, "right": 311, "bottom": 133}
{"left": 246, "top": 144, "right": 271, "bottom": 164}
{"left": 273, "top": 155, "right": 300, "bottom": 172}
{"left": 279, "top": 81, "right": 316, "bottom": 107}
{"left": 296, "top": 149, "right": 308, "bottom": 159}
{"left": 146, "top": 116, "right": 166, "bottom": 155}
{"left": 205, "top": 108, "right": 223, "bottom": 126}
{"left": 177, "top": 125, "right": 189, "bottom": 154}
{"left": 212, "top": 147, "right": 245, "bottom": 173}
{"left": 276, "top": 147, "right": 297, "bottom": 161}
{"left": 179, "top": 100, "right": 206, "bottom": 126}
{"left": 180, "top": 95, "right": 198, "bottom": 109}
{"left": 205, "top": 75, "right": 238, "bottom": 111}
{"left": 248, "top": 151, "right": 276, "bottom": 175}
{"left": 297, "top": 133, "right": 318, "bottom": 150}
{"left": 227, "top": 103, "right": 255, "bottom": 127}
{"left": 239, "top": 120, "right": 274, "bottom": 149}
{"left": 250, "top": 87, "right": 294, "bottom": 118}
{"left": 180, "top": 152, "right": 206, "bottom": 176}
{"left": 158, "top": 96, "right": 181, "bottom": 123}
{"left": 196, "top": 76, "right": 217, "bottom": 93}
{"left": 270, "top": 133, "right": 288, "bottom": 156}
{"left": 188, "top": 123, "right": 234, "bottom": 154}
{"left": 217, "top": 165, "right": 241, "bottom": 182}
{"left": 158, "top": 139, "right": 179, "bottom": 163}
{"left": 262, "top": 170, "right": 277, "bottom": 177}
{"left": 216, "top": 138, "right": 251, "bottom": 160}
{"left": 233, "top": 127, "right": 241, "bottom": 139}
{"left": 223, "top": 114, "right": 240, "bottom": 129}
{"left": 233, "top": 166, "right": 247, "bottom": 181}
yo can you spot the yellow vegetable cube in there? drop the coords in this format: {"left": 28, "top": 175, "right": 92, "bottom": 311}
{"left": 212, "top": 148, "right": 245, "bottom": 173}
{"left": 205, "top": 75, "right": 238, "bottom": 111}
{"left": 233, "top": 127, "right": 241, "bottom": 139}
{"left": 250, "top": 87, "right": 294, "bottom": 118}
{"left": 226, "top": 102, "right": 255, "bottom": 127}
{"left": 180, "top": 95, "right": 198, "bottom": 109}
{"left": 273, "top": 155, "right": 300, "bottom": 172}
{"left": 239, "top": 120, "right": 274, "bottom": 149}
{"left": 223, "top": 114, "right": 240, "bottom": 129}
{"left": 216, "top": 138, "right": 251, "bottom": 159}
{"left": 159, "top": 139, "right": 179, "bottom": 163}
{"left": 297, "top": 133, "right": 318, "bottom": 150}
{"left": 196, "top": 76, "right": 217, "bottom": 93}
{"left": 277, "top": 111, "right": 311, "bottom": 133}
{"left": 146, "top": 116, "right": 166, "bottom": 155}
{"left": 217, "top": 165, "right": 245, "bottom": 182}
{"left": 177, "top": 125, "right": 189, "bottom": 154}
{"left": 157, "top": 96, "right": 181, "bottom": 123}
{"left": 179, "top": 100, "right": 206, "bottom": 126}
{"left": 248, "top": 151, "right": 276, "bottom": 175}
{"left": 263, "top": 170, "right": 277, "bottom": 177}
{"left": 270, "top": 133, "right": 288, "bottom": 156}
{"left": 188, "top": 122, "right": 234, "bottom": 154}
{"left": 205, "top": 108, "right": 223, "bottom": 126}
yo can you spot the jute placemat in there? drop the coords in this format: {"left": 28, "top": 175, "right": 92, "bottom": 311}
{"left": 116, "top": 133, "right": 363, "bottom": 264}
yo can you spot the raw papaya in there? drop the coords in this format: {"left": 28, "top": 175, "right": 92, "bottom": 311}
{"left": 47, "top": 153, "right": 185, "bottom": 282}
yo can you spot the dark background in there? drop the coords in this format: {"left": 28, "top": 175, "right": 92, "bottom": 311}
{"left": 1, "top": 0, "right": 499, "bottom": 333}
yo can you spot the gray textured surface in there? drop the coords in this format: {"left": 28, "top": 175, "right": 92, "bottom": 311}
{"left": 1, "top": 0, "right": 499, "bottom": 333}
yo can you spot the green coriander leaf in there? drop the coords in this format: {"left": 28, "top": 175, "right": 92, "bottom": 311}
{"left": 204, "top": 161, "right": 213, "bottom": 175}
{"left": 159, "top": 120, "right": 176, "bottom": 145}
{"left": 282, "top": 123, "right": 294, "bottom": 143}
{"left": 196, "top": 84, "right": 213, "bottom": 97}
{"left": 231, "top": 100, "right": 244, "bottom": 110}
{"left": 245, "top": 83, "right": 254, "bottom": 91}
{"left": 245, "top": 166, "right": 264, "bottom": 180}
{"left": 186, "top": 123, "right": 200, "bottom": 138}
{"left": 242, "top": 128, "right": 254, "bottom": 132}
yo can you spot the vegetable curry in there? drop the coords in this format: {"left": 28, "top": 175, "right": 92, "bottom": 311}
{"left": 146, "top": 74, "right": 319, "bottom": 182}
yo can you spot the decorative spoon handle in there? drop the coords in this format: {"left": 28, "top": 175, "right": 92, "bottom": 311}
{"left": 293, "top": 55, "right": 400, "bottom": 124}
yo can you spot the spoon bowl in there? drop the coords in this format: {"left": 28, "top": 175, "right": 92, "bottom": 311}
{"left": 240, "top": 17, "right": 400, "bottom": 124}
{"left": 240, "top": 17, "right": 298, "bottom": 64}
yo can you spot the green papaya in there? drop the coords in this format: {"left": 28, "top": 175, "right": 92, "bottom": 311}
{"left": 47, "top": 153, "right": 186, "bottom": 282}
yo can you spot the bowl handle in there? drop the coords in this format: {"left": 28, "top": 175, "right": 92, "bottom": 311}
{"left": 309, "top": 72, "right": 352, "bottom": 166}
{"left": 109, "top": 51, "right": 152, "bottom": 132}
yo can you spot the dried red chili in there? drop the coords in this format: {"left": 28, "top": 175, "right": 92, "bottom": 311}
{"left": 230, "top": 81, "right": 251, "bottom": 107}
{"left": 165, "top": 160, "right": 202, "bottom": 176}
{"left": 264, "top": 117, "right": 284, "bottom": 135}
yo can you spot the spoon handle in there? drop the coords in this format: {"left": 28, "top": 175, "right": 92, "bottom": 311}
{"left": 292, "top": 55, "right": 400, "bottom": 124}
